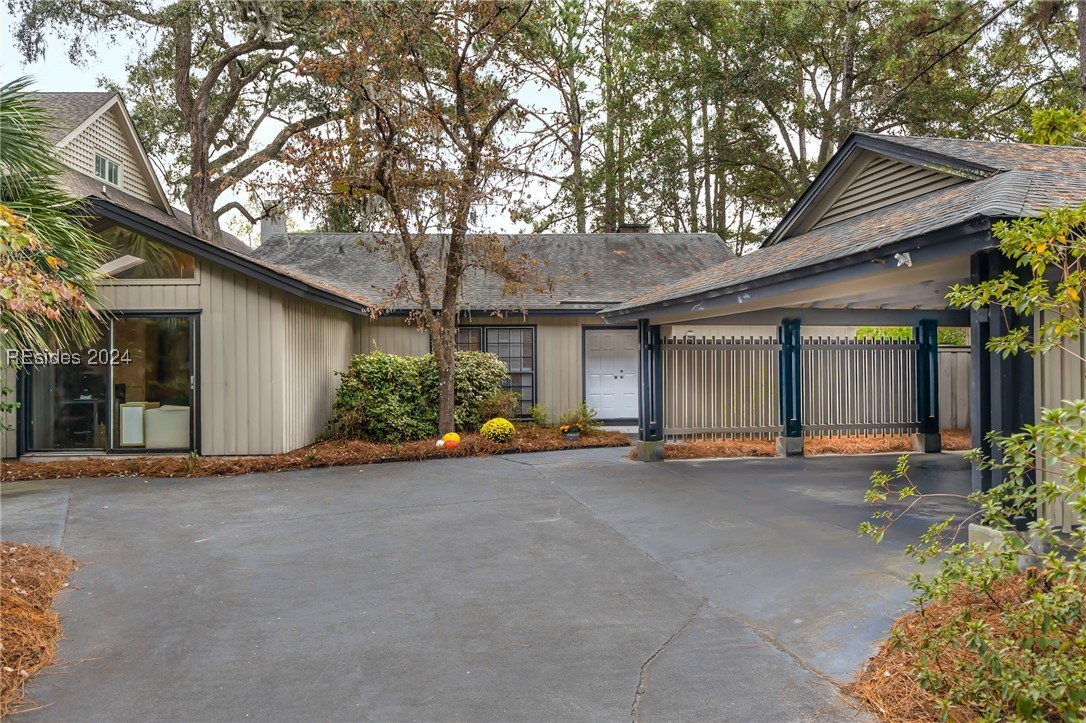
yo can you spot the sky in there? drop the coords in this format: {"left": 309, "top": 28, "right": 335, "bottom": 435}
{"left": 2, "top": 14, "right": 549, "bottom": 246}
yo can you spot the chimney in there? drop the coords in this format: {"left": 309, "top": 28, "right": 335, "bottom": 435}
{"left": 260, "top": 199, "right": 287, "bottom": 241}
{"left": 615, "top": 222, "right": 650, "bottom": 233}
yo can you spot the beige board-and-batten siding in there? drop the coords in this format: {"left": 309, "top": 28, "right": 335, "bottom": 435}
{"left": 354, "top": 314, "right": 604, "bottom": 420}
{"left": 22, "top": 258, "right": 354, "bottom": 458}
{"left": 1036, "top": 309, "right": 1085, "bottom": 532}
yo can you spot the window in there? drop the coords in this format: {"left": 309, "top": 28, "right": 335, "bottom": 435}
{"left": 455, "top": 326, "right": 535, "bottom": 415}
{"left": 95, "top": 154, "right": 121, "bottom": 186}
{"left": 455, "top": 328, "right": 482, "bottom": 351}
{"left": 98, "top": 224, "right": 196, "bottom": 280}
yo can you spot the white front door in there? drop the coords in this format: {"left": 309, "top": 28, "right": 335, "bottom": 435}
{"left": 584, "top": 329, "right": 639, "bottom": 420}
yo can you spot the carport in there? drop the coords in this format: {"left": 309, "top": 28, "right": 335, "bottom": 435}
{"left": 599, "top": 133, "right": 1086, "bottom": 496}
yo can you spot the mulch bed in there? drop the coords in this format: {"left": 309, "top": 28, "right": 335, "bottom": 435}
{"left": 1, "top": 542, "right": 77, "bottom": 717}
{"left": 0, "top": 428, "right": 631, "bottom": 482}
{"left": 843, "top": 573, "right": 1086, "bottom": 722}
{"left": 627, "top": 429, "right": 972, "bottom": 460}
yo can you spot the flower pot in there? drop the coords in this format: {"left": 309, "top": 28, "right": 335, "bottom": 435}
{"left": 563, "top": 432, "right": 581, "bottom": 441}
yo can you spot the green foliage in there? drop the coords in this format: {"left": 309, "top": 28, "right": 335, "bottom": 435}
{"left": 1019, "top": 108, "right": 1086, "bottom": 147}
{"left": 861, "top": 202, "right": 1086, "bottom": 720}
{"left": 478, "top": 390, "right": 521, "bottom": 424}
{"left": 558, "top": 401, "right": 602, "bottom": 433}
{"left": 526, "top": 402, "right": 551, "bottom": 427}
{"left": 328, "top": 350, "right": 510, "bottom": 442}
{"left": 854, "top": 326, "right": 969, "bottom": 345}
{"left": 0, "top": 78, "right": 106, "bottom": 356}
{"left": 480, "top": 417, "right": 516, "bottom": 443}
{"left": 329, "top": 351, "right": 435, "bottom": 443}
{"left": 418, "top": 351, "right": 512, "bottom": 433}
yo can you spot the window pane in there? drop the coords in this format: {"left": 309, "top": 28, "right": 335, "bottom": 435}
{"left": 485, "top": 327, "right": 534, "bottom": 413}
{"left": 455, "top": 328, "right": 481, "bottom": 351}
{"left": 26, "top": 331, "right": 109, "bottom": 451}
{"left": 108, "top": 161, "right": 119, "bottom": 185}
{"left": 112, "top": 317, "right": 192, "bottom": 450}
{"left": 99, "top": 224, "right": 196, "bottom": 279}
{"left": 95, "top": 155, "right": 107, "bottom": 179}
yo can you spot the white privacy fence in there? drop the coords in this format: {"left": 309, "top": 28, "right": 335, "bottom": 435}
{"left": 662, "top": 333, "right": 971, "bottom": 441}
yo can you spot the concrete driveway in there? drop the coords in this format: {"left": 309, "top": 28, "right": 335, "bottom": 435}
{"left": 1, "top": 448, "right": 972, "bottom": 722}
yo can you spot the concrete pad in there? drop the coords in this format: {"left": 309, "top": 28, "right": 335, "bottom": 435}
{"left": 0, "top": 448, "right": 967, "bottom": 721}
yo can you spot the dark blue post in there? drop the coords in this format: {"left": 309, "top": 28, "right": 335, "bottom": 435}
{"left": 777, "top": 319, "right": 803, "bottom": 455}
{"left": 915, "top": 320, "right": 940, "bottom": 433}
{"left": 637, "top": 319, "right": 664, "bottom": 461}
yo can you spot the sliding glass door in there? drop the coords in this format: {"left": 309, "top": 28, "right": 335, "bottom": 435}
{"left": 24, "top": 314, "right": 196, "bottom": 453}
{"left": 110, "top": 316, "right": 194, "bottom": 452}
{"left": 25, "top": 332, "right": 110, "bottom": 451}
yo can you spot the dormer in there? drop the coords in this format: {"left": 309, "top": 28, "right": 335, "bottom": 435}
{"left": 763, "top": 133, "right": 999, "bottom": 247}
{"left": 31, "top": 91, "right": 173, "bottom": 214}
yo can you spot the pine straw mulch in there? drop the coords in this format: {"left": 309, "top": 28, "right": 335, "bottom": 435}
{"left": 0, "top": 428, "right": 632, "bottom": 482}
{"left": 1, "top": 542, "right": 77, "bottom": 717}
{"left": 843, "top": 573, "right": 1086, "bottom": 723}
{"left": 627, "top": 429, "right": 972, "bottom": 460}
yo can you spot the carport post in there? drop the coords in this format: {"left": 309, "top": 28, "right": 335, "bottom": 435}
{"left": 913, "top": 319, "right": 942, "bottom": 453}
{"left": 636, "top": 319, "right": 665, "bottom": 462}
{"left": 776, "top": 319, "right": 804, "bottom": 456}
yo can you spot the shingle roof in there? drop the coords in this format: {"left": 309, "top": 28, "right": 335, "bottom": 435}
{"left": 30, "top": 91, "right": 115, "bottom": 143}
{"left": 608, "top": 159, "right": 1086, "bottom": 315}
{"left": 62, "top": 171, "right": 370, "bottom": 309}
{"left": 63, "top": 171, "right": 252, "bottom": 254}
{"left": 251, "top": 232, "right": 735, "bottom": 311}
{"left": 858, "top": 134, "right": 1086, "bottom": 173}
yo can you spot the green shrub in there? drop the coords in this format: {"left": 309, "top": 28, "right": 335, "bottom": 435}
{"left": 527, "top": 402, "right": 550, "bottom": 427}
{"left": 479, "top": 390, "right": 520, "bottom": 422}
{"left": 328, "top": 351, "right": 435, "bottom": 442}
{"left": 558, "top": 402, "right": 602, "bottom": 433}
{"left": 480, "top": 417, "right": 515, "bottom": 443}
{"left": 859, "top": 203, "right": 1086, "bottom": 721}
{"left": 329, "top": 349, "right": 509, "bottom": 442}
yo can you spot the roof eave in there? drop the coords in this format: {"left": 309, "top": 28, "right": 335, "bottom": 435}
{"left": 87, "top": 198, "right": 370, "bottom": 316}
{"left": 602, "top": 217, "right": 994, "bottom": 321}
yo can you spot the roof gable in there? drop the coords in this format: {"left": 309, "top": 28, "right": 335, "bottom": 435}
{"left": 35, "top": 92, "right": 173, "bottom": 213}
{"left": 764, "top": 135, "right": 991, "bottom": 246}
{"left": 30, "top": 91, "right": 114, "bottom": 143}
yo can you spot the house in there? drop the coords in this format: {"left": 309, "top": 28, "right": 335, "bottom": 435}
{"left": 251, "top": 229, "right": 735, "bottom": 421}
{"left": 2, "top": 92, "right": 372, "bottom": 458}
{"left": 1, "top": 91, "right": 734, "bottom": 458}
{"left": 600, "top": 134, "right": 1086, "bottom": 527}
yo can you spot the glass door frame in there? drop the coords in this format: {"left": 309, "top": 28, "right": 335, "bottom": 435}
{"left": 18, "top": 310, "right": 200, "bottom": 455}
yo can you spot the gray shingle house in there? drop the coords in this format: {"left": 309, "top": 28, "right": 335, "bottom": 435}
{"left": 252, "top": 231, "right": 735, "bottom": 420}
{"left": 1, "top": 91, "right": 734, "bottom": 458}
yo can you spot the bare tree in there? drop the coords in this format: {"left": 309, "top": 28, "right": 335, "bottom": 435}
{"left": 9, "top": 0, "right": 336, "bottom": 242}
{"left": 289, "top": 0, "right": 542, "bottom": 434}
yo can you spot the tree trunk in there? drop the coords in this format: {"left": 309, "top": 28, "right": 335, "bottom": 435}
{"left": 1079, "top": 0, "right": 1086, "bottom": 110}
{"left": 838, "top": 0, "right": 859, "bottom": 143}
{"left": 432, "top": 312, "right": 457, "bottom": 435}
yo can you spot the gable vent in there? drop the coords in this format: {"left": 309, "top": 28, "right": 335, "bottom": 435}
{"left": 812, "top": 156, "right": 966, "bottom": 230}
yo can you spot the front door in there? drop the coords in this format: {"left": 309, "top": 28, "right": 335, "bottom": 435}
{"left": 584, "top": 328, "right": 639, "bottom": 421}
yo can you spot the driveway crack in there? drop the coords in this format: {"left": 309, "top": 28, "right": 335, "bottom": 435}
{"left": 631, "top": 598, "right": 707, "bottom": 722}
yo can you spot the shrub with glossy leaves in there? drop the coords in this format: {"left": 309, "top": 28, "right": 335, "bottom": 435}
{"left": 328, "top": 349, "right": 509, "bottom": 442}
{"left": 859, "top": 201, "right": 1086, "bottom": 722}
